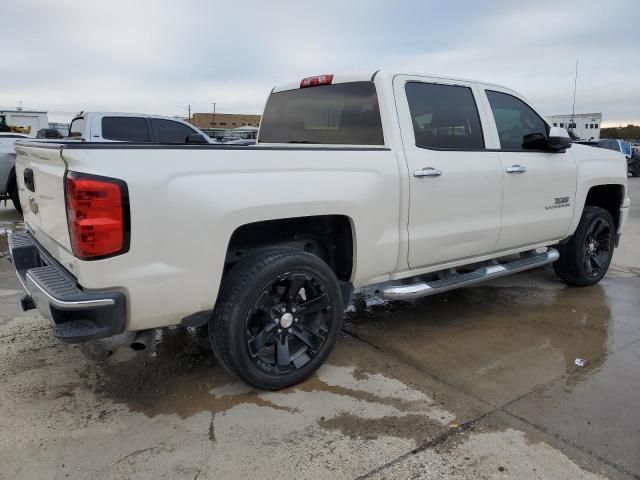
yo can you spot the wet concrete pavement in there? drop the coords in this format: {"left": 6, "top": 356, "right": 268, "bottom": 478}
{"left": 1, "top": 179, "right": 639, "bottom": 479}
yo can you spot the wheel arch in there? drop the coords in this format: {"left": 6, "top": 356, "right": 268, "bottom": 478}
{"left": 583, "top": 184, "right": 625, "bottom": 232}
{"left": 224, "top": 214, "right": 356, "bottom": 283}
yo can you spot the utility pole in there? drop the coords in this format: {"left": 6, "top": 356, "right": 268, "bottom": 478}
{"left": 188, "top": 104, "right": 191, "bottom": 123}
{"left": 211, "top": 102, "right": 216, "bottom": 128}
{"left": 571, "top": 58, "right": 579, "bottom": 119}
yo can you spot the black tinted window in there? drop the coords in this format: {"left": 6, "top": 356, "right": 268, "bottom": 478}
{"left": 69, "top": 118, "right": 85, "bottom": 138}
{"left": 152, "top": 119, "right": 197, "bottom": 143}
{"left": 102, "top": 117, "right": 150, "bottom": 142}
{"left": 258, "top": 82, "right": 383, "bottom": 145}
{"left": 486, "top": 90, "right": 548, "bottom": 150}
{"left": 405, "top": 82, "right": 484, "bottom": 150}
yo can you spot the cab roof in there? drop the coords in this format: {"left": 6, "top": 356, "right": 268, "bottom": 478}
{"left": 271, "top": 70, "right": 511, "bottom": 93}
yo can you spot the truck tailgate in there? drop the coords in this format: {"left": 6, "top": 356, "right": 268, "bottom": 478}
{"left": 15, "top": 143, "right": 72, "bottom": 255}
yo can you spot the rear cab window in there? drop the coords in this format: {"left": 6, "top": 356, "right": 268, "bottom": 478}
{"left": 102, "top": 117, "right": 150, "bottom": 142}
{"left": 68, "top": 118, "right": 85, "bottom": 138}
{"left": 258, "top": 81, "right": 384, "bottom": 145}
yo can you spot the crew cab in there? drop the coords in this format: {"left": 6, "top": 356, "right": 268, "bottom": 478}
{"left": 9, "top": 71, "right": 630, "bottom": 390}
{"left": 67, "top": 112, "right": 214, "bottom": 143}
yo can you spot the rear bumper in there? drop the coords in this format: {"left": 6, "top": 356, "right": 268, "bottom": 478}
{"left": 8, "top": 231, "right": 126, "bottom": 343}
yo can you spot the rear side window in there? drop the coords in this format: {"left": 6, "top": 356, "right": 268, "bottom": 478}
{"left": 152, "top": 119, "right": 197, "bottom": 143}
{"left": 486, "top": 90, "right": 548, "bottom": 150}
{"left": 258, "top": 82, "right": 384, "bottom": 145}
{"left": 68, "top": 118, "right": 85, "bottom": 138}
{"left": 405, "top": 82, "right": 484, "bottom": 150}
{"left": 102, "top": 117, "right": 150, "bottom": 142}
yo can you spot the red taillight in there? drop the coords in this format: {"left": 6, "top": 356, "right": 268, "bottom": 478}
{"left": 300, "top": 74, "right": 334, "bottom": 88}
{"left": 65, "top": 172, "right": 129, "bottom": 260}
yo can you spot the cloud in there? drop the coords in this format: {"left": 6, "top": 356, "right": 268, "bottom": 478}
{"left": 1, "top": 0, "right": 638, "bottom": 125}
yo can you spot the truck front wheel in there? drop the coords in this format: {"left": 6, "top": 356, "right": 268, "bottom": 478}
{"left": 554, "top": 206, "right": 615, "bottom": 286}
{"left": 210, "top": 248, "right": 344, "bottom": 390}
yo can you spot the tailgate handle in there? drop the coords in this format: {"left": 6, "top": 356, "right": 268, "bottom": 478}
{"left": 24, "top": 169, "right": 35, "bottom": 192}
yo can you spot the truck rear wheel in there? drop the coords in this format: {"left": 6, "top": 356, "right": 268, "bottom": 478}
{"left": 554, "top": 206, "right": 615, "bottom": 286}
{"left": 210, "top": 248, "right": 344, "bottom": 390}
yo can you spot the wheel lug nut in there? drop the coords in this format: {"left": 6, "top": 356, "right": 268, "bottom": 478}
{"left": 288, "top": 328, "right": 292, "bottom": 333}
{"left": 277, "top": 328, "right": 282, "bottom": 333}
{"left": 294, "top": 318, "right": 298, "bottom": 322}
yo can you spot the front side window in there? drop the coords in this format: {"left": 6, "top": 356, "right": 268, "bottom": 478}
{"left": 259, "top": 81, "right": 384, "bottom": 145}
{"left": 68, "top": 118, "right": 85, "bottom": 138}
{"left": 405, "top": 82, "right": 484, "bottom": 150}
{"left": 152, "top": 119, "right": 197, "bottom": 143}
{"left": 102, "top": 117, "right": 150, "bottom": 142}
{"left": 486, "top": 90, "right": 548, "bottom": 150}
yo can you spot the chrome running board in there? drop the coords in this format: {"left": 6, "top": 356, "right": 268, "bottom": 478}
{"left": 383, "top": 248, "right": 560, "bottom": 301}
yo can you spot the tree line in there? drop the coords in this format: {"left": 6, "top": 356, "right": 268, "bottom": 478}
{"left": 600, "top": 124, "right": 640, "bottom": 141}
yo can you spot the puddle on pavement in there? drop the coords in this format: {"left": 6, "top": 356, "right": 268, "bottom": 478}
{"left": 0, "top": 208, "right": 24, "bottom": 260}
{"left": 345, "top": 268, "right": 640, "bottom": 405}
{"left": 89, "top": 327, "right": 455, "bottom": 439}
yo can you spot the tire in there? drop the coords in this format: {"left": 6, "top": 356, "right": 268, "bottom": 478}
{"left": 9, "top": 180, "right": 22, "bottom": 214}
{"left": 210, "top": 248, "right": 344, "bottom": 390}
{"left": 554, "top": 206, "right": 615, "bottom": 286}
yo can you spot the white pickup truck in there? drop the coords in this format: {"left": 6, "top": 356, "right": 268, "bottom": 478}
{"left": 9, "top": 71, "right": 630, "bottom": 390}
{"left": 67, "top": 112, "right": 213, "bottom": 144}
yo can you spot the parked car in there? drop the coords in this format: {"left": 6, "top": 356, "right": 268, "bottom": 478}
{"left": 629, "top": 150, "right": 640, "bottom": 177}
{"left": 0, "top": 132, "right": 29, "bottom": 212}
{"left": 9, "top": 71, "right": 629, "bottom": 390}
{"left": 67, "top": 112, "right": 214, "bottom": 143}
{"left": 223, "top": 138, "right": 257, "bottom": 145}
{"left": 596, "top": 138, "right": 638, "bottom": 176}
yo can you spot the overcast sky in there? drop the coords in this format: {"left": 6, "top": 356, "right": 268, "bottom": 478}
{"left": 1, "top": 0, "right": 638, "bottom": 126}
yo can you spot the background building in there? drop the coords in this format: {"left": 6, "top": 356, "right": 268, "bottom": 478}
{"left": 191, "top": 113, "right": 260, "bottom": 130}
{"left": 190, "top": 113, "right": 261, "bottom": 140}
{"left": 546, "top": 113, "right": 602, "bottom": 141}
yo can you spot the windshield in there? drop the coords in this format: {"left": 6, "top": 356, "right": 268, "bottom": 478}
{"left": 258, "top": 81, "right": 384, "bottom": 145}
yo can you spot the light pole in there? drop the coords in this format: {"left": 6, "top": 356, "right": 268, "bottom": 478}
{"left": 211, "top": 102, "right": 216, "bottom": 129}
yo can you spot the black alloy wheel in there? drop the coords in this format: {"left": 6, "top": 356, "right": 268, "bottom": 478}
{"left": 246, "top": 272, "right": 331, "bottom": 373}
{"left": 554, "top": 206, "right": 615, "bottom": 286}
{"left": 210, "top": 248, "right": 344, "bottom": 390}
{"left": 582, "top": 217, "right": 612, "bottom": 279}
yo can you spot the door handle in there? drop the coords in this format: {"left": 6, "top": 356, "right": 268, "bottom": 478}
{"left": 414, "top": 167, "right": 442, "bottom": 178}
{"left": 506, "top": 164, "right": 527, "bottom": 174}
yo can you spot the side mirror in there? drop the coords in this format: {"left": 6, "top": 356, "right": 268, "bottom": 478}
{"left": 547, "top": 127, "right": 572, "bottom": 151}
{"left": 186, "top": 133, "right": 208, "bottom": 144}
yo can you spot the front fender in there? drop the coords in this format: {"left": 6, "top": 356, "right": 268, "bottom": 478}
{"left": 569, "top": 144, "right": 628, "bottom": 234}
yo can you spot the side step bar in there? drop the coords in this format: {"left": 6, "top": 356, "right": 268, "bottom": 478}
{"left": 383, "top": 248, "right": 560, "bottom": 301}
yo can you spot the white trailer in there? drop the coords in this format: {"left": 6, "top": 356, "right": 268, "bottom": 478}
{"left": 0, "top": 110, "right": 49, "bottom": 137}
